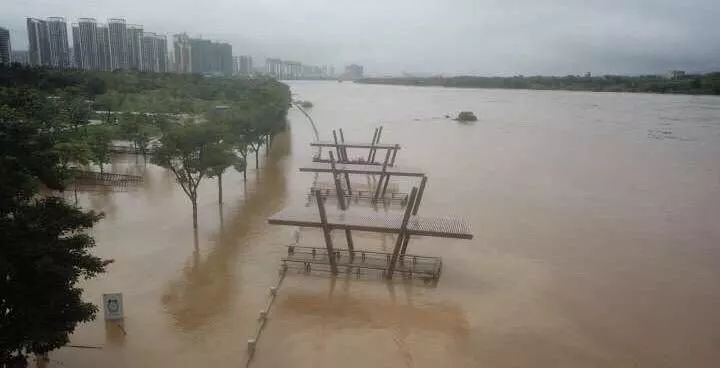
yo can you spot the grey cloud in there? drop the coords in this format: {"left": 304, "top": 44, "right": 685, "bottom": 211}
{"left": 2, "top": 0, "right": 718, "bottom": 75}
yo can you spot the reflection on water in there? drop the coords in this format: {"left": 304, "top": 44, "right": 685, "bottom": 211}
{"left": 162, "top": 131, "right": 291, "bottom": 332}
{"left": 277, "top": 289, "right": 469, "bottom": 337}
{"left": 52, "top": 83, "right": 720, "bottom": 368}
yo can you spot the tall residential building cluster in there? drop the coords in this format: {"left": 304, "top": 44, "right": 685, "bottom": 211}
{"left": 6, "top": 17, "right": 348, "bottom": 78}
{"left": 172, "top": 33, "right": 233, "bottom": 75}
{"left": 0, "top": 27, "right": 10, "bottom": 64}
{"left": 23, "top": 16, "right": 167, "bottom": 72}
{"left": 264, "top": 58, "right": 336, "bottom": 79}
{"left": 344, "top": 64, "right": 364, "bottom": 80}
{"left": 233, "top": 55, "right": 253, "bottom": 75}
{"left": 72, "top": 18, "right": 167, "bottom": 72}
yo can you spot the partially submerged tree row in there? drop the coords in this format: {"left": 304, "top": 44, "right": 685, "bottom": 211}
{"left": 0, "top": 65, "right": 290, "bottom": 365}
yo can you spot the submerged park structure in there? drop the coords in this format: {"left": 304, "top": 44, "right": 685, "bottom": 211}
{"left": 267, "top": 127, "right": 474, "bottom": 282}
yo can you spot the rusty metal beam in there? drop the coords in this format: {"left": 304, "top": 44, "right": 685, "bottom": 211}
{"left": 328, "top": 151, "right": 346, "bottom": 210}
{"left": 387, "top": 187, "right": 418, "bottom": 278}
{"left": 315, "top": 190, "right": 338, "bottom": 274}
{"left": 412, "top": 175, "right": 428, "bottom": 216}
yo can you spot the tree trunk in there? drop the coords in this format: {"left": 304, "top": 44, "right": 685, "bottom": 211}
{"left": 255, "top": 148, "right": 259, "bottom": 169}
{"left": 243, "top": 166, "right": 247, "bottom": 180}
{"left": 217, "top": 173, "right": 223, "bottom": 204}
{"left": 265, "top": 135, "right": 270, "bottom": 156}
{"left": 99, "top": 163, "right": 104, "bottom": 174}
{"left": 191, "top": 196, "right": 198, "bottom": 229}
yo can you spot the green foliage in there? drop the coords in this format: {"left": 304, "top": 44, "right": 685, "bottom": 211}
{"left": 0, "top": 92, "right": 106, "bottom": 364}
{"left": 86, "top": 125, "right": 114, "bottom": 174}
{"left": 152, "top": 123, "right": 233, "bottom": 228}
{"left": 117, "top": 113, "right": 161, "bottom": 156}
{"left": 0, "top": 63, "right": 290, "bottom": 364}
{"left": 54, "top": 141, "right": 91, "bottom": 171}
{"left": 1, "top": 63, "right": 291, "bottom": 231}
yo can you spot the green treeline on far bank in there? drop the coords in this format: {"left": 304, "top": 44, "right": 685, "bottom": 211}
{"left": 358, "top": 72, "right": 720, "bottom": 95}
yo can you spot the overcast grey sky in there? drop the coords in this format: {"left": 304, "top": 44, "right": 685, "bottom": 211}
{"left": 3, "top": 0, "right": 719, "bottom": 76}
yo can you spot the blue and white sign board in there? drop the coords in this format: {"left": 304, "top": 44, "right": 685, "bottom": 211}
{"left": 102, "top": 293, "right": 124, "bottom": 320}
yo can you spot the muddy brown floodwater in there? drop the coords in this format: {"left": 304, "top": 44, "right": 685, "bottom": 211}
{"left": 51, "top": 81, "right": 720, "bottom": 368}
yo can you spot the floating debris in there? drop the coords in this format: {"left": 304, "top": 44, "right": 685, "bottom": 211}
{"left": 455, "top": 111, "right": 478, "bottom": 122}
{"left": 294, "top": 100, "right": 314, "bottom": 108}
{"left": 647, "top": 128, "right": 676, "bottom": 140}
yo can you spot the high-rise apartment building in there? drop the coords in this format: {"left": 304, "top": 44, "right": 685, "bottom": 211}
{"left": 173, "top": 33, "right": 229, "bottom": 75}
{"left": 71, "top": 24, "right": 80, "bottom": 68}
{"left": 141, "top": 32, "right": 157, "bottom": 72}
{"left": 186, "top": 37, "right": 232, "bottom": 75}
{"left": 344, "top": 64, "right": 364, "bottom": 80}
{"left": 0, "top": 27, "right": 10, "bottom": 64}
{"left": 127, "top": 25, "right": 143, "bottom": 70}
{"left": 96, "top": 24, "right": 111, "bottom": 71}
{"left": 283, "top": 61, "right": 302, "bottom": 79}
{"left": 265, "top": 58, "right": 282, "bottom": 77}
{"left": 27, "top": 18, "right": 50, "bottom": 66}
{"left": 27, "top": 17, "right": 70, "bottom": 68}
{"left": 108, "top": 18, "right": 128, "bottom": 70}
{"left": 140, "top": 32, "right": 167, "bottom": 72}
{"left": 77, "top": 18, "right": 98, "bottom": 70}
{"left": 233, "top": 56, "right": 252, "bottom": 75}
{"left": 189, "top": 38, "right": 212, "bottom": 74}
{"left": 155, "top": 34, "right": 168, "bottom": 72}
{"left": 46, "top": 17, "right": 70, "bottom": 68}
{"left": 217, "top": 42, "right": 232, "bottom": 75}
{"left": 173, "top": 33, "right": 192, "bottom": 73}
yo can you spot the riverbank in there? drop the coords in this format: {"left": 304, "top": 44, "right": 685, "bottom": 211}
{"left": 357, "top": 73, "right": 720, "bottom": 95}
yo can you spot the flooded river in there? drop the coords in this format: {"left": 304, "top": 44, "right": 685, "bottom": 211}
{"left": 53, "top": 82, "right": 720, "bottom": 367}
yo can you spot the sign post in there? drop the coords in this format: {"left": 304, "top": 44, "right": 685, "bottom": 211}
{"left": 102, "top": 293, "right": 124, "bottom": 321}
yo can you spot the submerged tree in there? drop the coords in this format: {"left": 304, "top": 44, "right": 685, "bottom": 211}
{"left": 206, "top": 139, "right": 239, "bottom": 205}
{"left": 86, "top": 125, "right": 114, "bottom": 174}
{"left": 224, "top": 107, "right": 286, "bottom": 173}
{"left": 118, "top": 113, "right": 160, "bottom": 158}
{"left": 0, "top": 94, "right": 107, "bottom": 366}
{"left": 152, "top": 123, "right": 232, "bottom": 228}
{"left": 206, "top": 111, "right": 240, "bottom": 199}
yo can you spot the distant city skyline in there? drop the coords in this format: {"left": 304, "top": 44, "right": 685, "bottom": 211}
{"left": 5, "top": 15, "right": 342, "bottom": 78}
{"left": 2, "top": 0, "right": 719, "bottom": 76}
{"left": 7, "top": 15, "right": 343, "bottom": 78}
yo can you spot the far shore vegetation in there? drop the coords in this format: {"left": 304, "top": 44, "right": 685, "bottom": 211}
{"left": 357, "top": 72, "right": 720, "bottom": 95}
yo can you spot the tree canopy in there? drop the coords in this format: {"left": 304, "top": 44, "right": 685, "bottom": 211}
{"left": 0, "top": 64, "right": 291, "bottom": 365}
{"left": 0, "top": 90, "right": 107, "bottom": 366}
{"left": 152, "top": 123, "right": 234, "bottom": 228}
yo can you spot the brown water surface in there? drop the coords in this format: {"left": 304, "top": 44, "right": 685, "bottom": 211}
{"left": 52, "top": 82, "right": 720, "bottom": 367}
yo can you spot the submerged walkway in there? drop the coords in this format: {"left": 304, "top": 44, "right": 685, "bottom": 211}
{"left": 268, "top": 207, "right": 473, "bottom": 240}
{"left": 299, "top": 162, "right": 425, "bottom": 177}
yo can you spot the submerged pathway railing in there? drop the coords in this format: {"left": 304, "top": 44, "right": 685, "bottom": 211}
{"left": 71, "top": 170, "right": 143, "bottom": 188}
{"left": 312, "top": 127, "right": 400, "bottom": 166}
